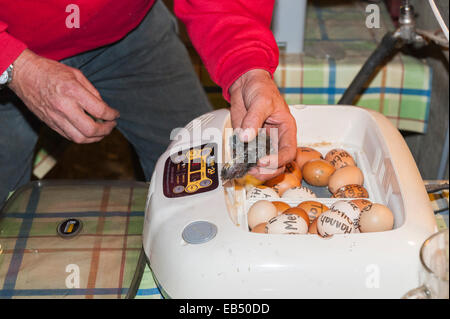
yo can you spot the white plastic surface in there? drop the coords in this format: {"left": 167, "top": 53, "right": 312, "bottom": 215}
{"left": 143, "top": 105, "right": 437, "bottom": 299}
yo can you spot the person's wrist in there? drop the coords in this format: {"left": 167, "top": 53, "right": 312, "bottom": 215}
{"left": 8, "top": 49, "right": 38, "bottom": 91}
{"left": 229, "top": 69, "right": 272, "bottom": 95}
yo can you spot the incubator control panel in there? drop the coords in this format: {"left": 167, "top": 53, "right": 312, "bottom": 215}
{"left": 163, "top": 143, "right": 219, "bottom": 198}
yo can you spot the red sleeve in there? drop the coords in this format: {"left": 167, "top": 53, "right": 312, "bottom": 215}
{"left": 0, "top": 21, "right": 28, "bottom": 73}
{"left": 174, "top": 0, "right": 279, "bottom": 102}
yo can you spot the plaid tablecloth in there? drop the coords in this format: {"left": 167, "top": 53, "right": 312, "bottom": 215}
{"left": 0, "top": 181, "right": 148, "bottom": 299}
{"left": 425, "top": 180, "right": 450, "bottom": 231}
{"left": 1, "top": 179, "right": 447, "bottom": 299}
{"left": 190, "top": 0, "right": 432, "bottom": 134}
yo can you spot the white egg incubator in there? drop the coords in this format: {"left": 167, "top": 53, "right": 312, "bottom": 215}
{"left": 142, "top": 105, "right": 438, "bottom": 298}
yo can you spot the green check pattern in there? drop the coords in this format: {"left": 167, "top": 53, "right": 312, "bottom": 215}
{"left": 0, "top": 182, "right": 161, "bottom": 299}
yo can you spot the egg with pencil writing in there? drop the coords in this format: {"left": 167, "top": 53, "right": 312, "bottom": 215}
{"left": 330, "top": 200, "right": 361, "bottom": 230}
{"left": 265, "top": 172, "right": 301, "bottom": 196}
{"left": 283, "top": 207, "right": 310, "bottom": 225}
{"left": 328, "top": 166, "right": 364, "bottom": 194}
{"left": 297, "top": 201, "right": 329, "bottom": 222}
{"left": 266, "top": 214, "right": 309, "bottom": 234}
{"left": 247, "top": 185, "right": 280, "bottom": 200}
{"left": 247, "top": 200, "right": 278, "bottom": 230}
{"left": 317, "top": 209, "right": 356, "bottom": 237}
{"left": 351, "top": 199, "right": 372, "bottom": 211}
{"left": 325, "top": 149, "right": 356, "bottom": 169}
{"left": 285, "top": 161, "right": 302, "bottom": 180}
{"left": 333, "top": 184, "right": 369, "bottom": 198}
{"left": 282, "top": 186, "right": 317, "bottom": 199}
{"left": 296, "top": 147, "right": 323, "bottom": 170}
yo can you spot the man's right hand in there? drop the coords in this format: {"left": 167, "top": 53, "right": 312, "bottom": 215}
{"left": 8, "top": 49, "right": 119, "bottom": 143}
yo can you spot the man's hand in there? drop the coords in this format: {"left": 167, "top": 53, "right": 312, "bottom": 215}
{"left": 9, "top": 49, "right": 119, "bottom": 144}
{"left": 229, "top": 69, "right": 297, "bottom": 181}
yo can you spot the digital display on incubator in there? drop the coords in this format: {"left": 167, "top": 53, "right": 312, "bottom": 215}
{"left": 163, "top": 143, "right": 219, "bottom": 198}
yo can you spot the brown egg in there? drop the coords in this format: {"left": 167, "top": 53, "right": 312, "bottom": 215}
{"left": 328, "top": 166, "right": 364, "bottom": 194}
{"left": 266, "top": 214, "right": 309, "bottom": 234}
{"left": 325, "top": 149, "right": 356, "bottom": 169}
{"left": 246, "top": 185, "right": 280, "bottom": 200}
{"left": 317, "top": 209, "right": 356, "bottom": 236}
{"left": 359, "top": 203, "right": 394, "bottom": 232}
{"left": 265, "top": 172, "right": 301, "bottom": 196}
{"left": 285, "top": 161, "right": 302, "bottom": 181}
{"left": 308, "top": 218, "right": 318, "bottom": 234}
{"left": 351, "top": 199, "right": 372, "bottom": 211}
{"left": 251, "top": 222, "right": 268, "bottom": 233}
{"left": 302, "top": 159, "right": 336, "bottom": 187}
{"left": 297, "top": 201, "right": 329, "bottom": 222}
{"left": 247, "top": 200, "right": 278, "bottom": 229}
{"left": 333, "top": 184, "right": 369, "bottom": 198}
{"left": 282, "top": 186, "right": 317, "bottom": 199}
{"left": 283, "top": 207, "right": 310, "bottom": 225}
{"left": 272, "top": 201, "right": 291, "bottom": 215}
{"left": 296, "top": 147, "right": 323, "bottom": 170}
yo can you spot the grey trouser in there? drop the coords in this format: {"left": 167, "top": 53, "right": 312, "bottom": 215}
{"left": 0, "top": 0, "right": 213, "bottom": 203}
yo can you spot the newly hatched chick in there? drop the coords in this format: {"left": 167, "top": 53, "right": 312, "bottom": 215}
{"left": 221, "top": 131, "right": 275, "bottom": 181}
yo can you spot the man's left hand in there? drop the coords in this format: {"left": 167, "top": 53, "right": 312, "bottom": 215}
{"left": 229, "top": 69, "right": 297, "bottom": 181}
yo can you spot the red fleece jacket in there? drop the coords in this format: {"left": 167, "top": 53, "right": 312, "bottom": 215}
{"left": 0, "top": 0, "right": 279, "bottom": 100}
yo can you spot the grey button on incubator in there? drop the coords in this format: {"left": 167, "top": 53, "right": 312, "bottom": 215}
{"left": 182, "top": 221, "right": 217, "bottom": 244}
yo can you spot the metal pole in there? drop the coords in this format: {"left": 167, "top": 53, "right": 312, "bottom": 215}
{"left": 437, "top": 124, "right": 449, "bottom": 179}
